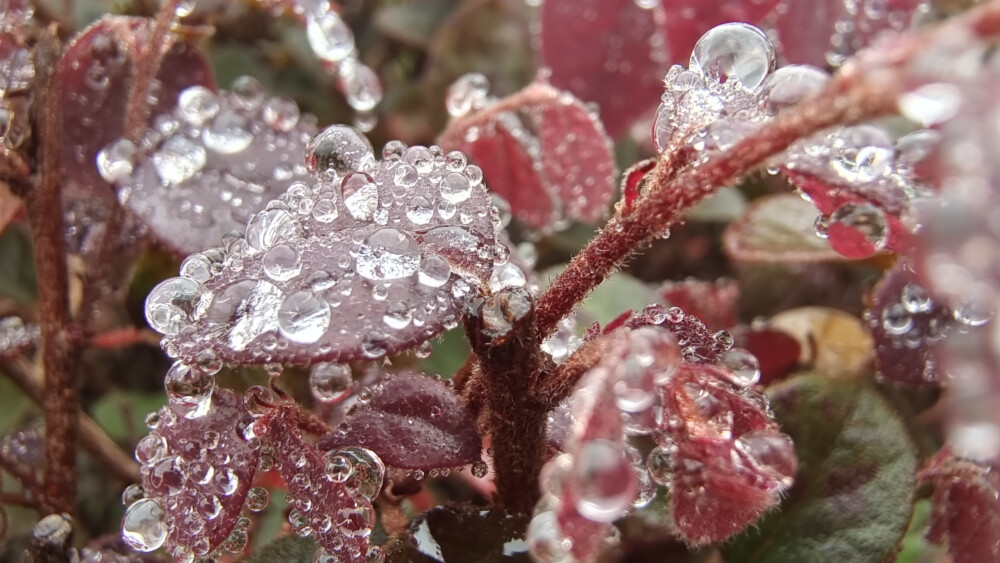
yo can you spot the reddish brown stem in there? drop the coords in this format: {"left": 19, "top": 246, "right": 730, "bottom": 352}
{"left": 1, "top": 491, "right": 39, "bottom": 509}
{"left": 0, "top": 450, "right": 43, "bottom": 499}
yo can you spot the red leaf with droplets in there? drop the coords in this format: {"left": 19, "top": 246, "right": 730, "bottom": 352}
{"left": 320, "top": 372, "right": 482, "bottom": 470}
{"left": 134, "top": 388, "right": 259, "bottom": 558}
{"left": 58, "top": 16, "right": 215, "bottom": 246}
{"left": 269, "top": 415, "right": 379, "bottom": 563}
{"left": 919, "top": 450, "right": 1000, "bottom": 563}
{"left": 722, "top": 192, "right": 843, "bottom": 264}
{"left": 659, "top": 278, "right": 739, "bottom": 331}
{"left": 147, "top": 129, "right": 499, "bottom": 367}
{"left": 866, "top": 262, "right": 955, "bottom": 386}
{"left": 622, "top": 158, "right": 656, "bottom": 212}
{"left": 441, "top": 82, "right": 616, "bottom": 230}
{"left": 540, "top": 0, "right": 668, "bottom": 137}
{"left": 623, "top": 304, "right": 730, "bottom": 364}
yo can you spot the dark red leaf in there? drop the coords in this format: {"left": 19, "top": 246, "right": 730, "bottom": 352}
{"left": 146, "top": 128, "right": 499, "bottom": 366}
{"left": 320, "top": 372, "right": 482, "bottom": 471}
{"left": 739, "top": 328, "right": 801, "bottom": 385}
{"left": 129, "top": 388, "right": 259, "bottom": 558}
{"left": 658, "top": 278, "right": 739, "bottom": 331}
{"left": 919, "top": 450, "right": 1000, "bottom": 563}
{"left": 621, "top": 158, "right": 656, "bottom": 212}
{"left": 623, "top": 304, "right": 731, "bottom": 364}
{"left": 539, "top": 0, "right": 668, "bottom": 137}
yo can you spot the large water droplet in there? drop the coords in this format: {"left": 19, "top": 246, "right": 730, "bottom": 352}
{"left": 152, "top": 136, "right": 206, "bottom": 185}
{"left": 573, "top": 440, "right": 637, "bottom": 522}
{"left": 690, "top": 23, "right": 775, "bottom": 91}
{"left": 246, "top": 209, "right": 301, "bottom": 252}
{"left": 338, "top": 58, "right": 382, "bottom": 112}
{"left": 417, "top": 254, "right": 451, "bottom": 287}
{"left": 445, "top": 73, "right": 490, "bottom": 117}
{"left": 355, "top": 228, "right": 421, "bottom": 280}
{"left": 406, "top": 195, "right": 433, "bottom": 225}
{"left": 277, "top": 291, "right": 330, "bottom": 344}
{"left": 145, "top": 277, "right": 204, "bottom": 335}
{"left": 96, "top": 138, "right": 137, "bottom": 183}
{"left": 721, "top": 347, "right": 761, "bottom": 386}
{"left": 828, "top": 125, "right": 895, "bottom": 183}
{"left": 383, "top": 300, "right": 413, "bottom": 329}
{"left": 121, "top": 499, "right": 167, "bottom": 552}
{"left": 341, "top": 173, "right": 379, "bottom": 220}
{"left": 334, "top": 446, "right": 385, "bottom": 500}
{"left": 898, "top": 83, "right": 961, "bottom": 127}
{"left": 178, "top": 85, "right": 220, "bottom": 126}
{"left": 440, "top": 172, "right": 472, "bottom": 203}
{"left": 310, "top": 363, "right": 352, "bottom": 403}
{"left": 306, "top": 10, "right": 355, "bottom": 63}
{"left": 262, "top": 243, "right": 303, "bottom": 282}
{"left": 827, "top": 202, "right": 888, "bottom": 259}
{"left": 203, "top": 110, "right": 253, "bottom": 154}
{"left": 164, "top": 361, "right": 215, "bottom": 418}
{"left": 306, "top": 125, "right": 373, "bottom": 175}
{"left": 758, "top": 64, "right": 829, "bottom": 114}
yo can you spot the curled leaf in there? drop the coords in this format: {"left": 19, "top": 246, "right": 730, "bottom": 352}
{"left": 722, "top": 192, "right": 842, "bottom": 264}
{"left": 919, "top": 450, "right": 1000, "bottom": 563}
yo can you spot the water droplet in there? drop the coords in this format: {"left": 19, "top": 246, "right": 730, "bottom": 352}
{"left": 246, "top": 209, "right": 301, "bottom": 252}
{"left": 203, "top": 110, "right": 254, "bottom": 154}
{"left": 690, "top": 23, "right": 775, "bottom": 91}
{"left": 262, "top": 243, "right": 303, "bottom": 282}
{"left": 734, "top": 431, "right": 797, "bottom": 489}
{"left": 306, "top": 125, "right": 374, "bottom": 175}
{"left": 164, "top": 361, "right": 215, "bottom": 419}
{"left": 262, "top": 97, "right": 301, "bottom": 132}
{"left": 145, "top": 277, "right": 204, "bottom": 335}
{"left": 404, "top": 146, "right": 433, "bottom": 174}
{"left": 361, "top": 331, "right": 389, "bottom": 358}
{"left": 383, "top": 300, "right": 413, "bottom": 329}
{"left": 418, "top": 254, "right": 451, "bottom": 287}
{"left": 152, "top": 136, "right": 206, "bottom": 185}
{"left": 232, "top": 75, "right": 264, "bottom": 109}
{"left": 121, "top": 499, "right": 167, "bottom": 552}
{"left": 355, "top": 228, "right": 420, "bottom": 280}
{"left": 338, "top": 58, "right": 382, "bottom": 112}
{"left": 406, "top": 196, "right": 434, "bottom": 225}
{"left": 722, "top": 347, "right": 761, "bottom": 386}
{"left": 471, "top": 460, "right": 489, "bottom": 478}
{"left": 134, "top": 434, "right": 167, "bottom": 465}
{"left": 900, "top": 283, "right": 933, "bottom": 314}
{"left": 445, "top": 73, "right": 490, "bottom": 117}
{"left": 829, "top": 125, "right": 895, "bottom": 183}
{"left": 574, "top": 440, "right": 637, "bottom": 522}
{"left": 342, "top": 173, "right": 380, "bottom": 220}
{"left": 898, "top": 82, "right": 961, "bottom": 127}
{"left": 827, "top": 202, "right": 888, "bottom": 259}
{"left": 310, "top": 363, "right": 352, "bottom": 403}
{"left": 96, "top": 138, "right": 137, "bottom": 183}
{"left": 336, "top": 446, "right": 385, "bottom": 500}
{"left": 306, "top": 10, "right": 355, "bottom": 63}
{"left": 278, "top": 291, "right": 331, "bottom": 344}
{"left": 646, "top": 445, "right": 674, "bottom": 485}
{"left": 758, "top": 64, "right": 829, "bottom": 114}
{"left": 953, "top": 299, "right": 992, "bottom": 326}
{"left": 177, "top": 85, "right": 220, "bottom": 126}
{"left": 440, "top": 172, "right": 472, "bottom": 203}
{"left": 245, "top": 487, "right": 270, "bottom": 512}
{"left": 526, "top": 511, "right": 570, "bottom": 562}
{"left": 713, "top": 330, "right": 735, "bottom": 349}
{"left": 312, "top": 198, "right": 339, "bottom": 223}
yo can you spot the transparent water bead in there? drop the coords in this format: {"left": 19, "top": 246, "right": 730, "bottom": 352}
{"left": 203, "top": 110, "right": 254, "bottom": 154}
{"left": 152, "top": 135, "right": 207, "bottom": 185}
{"left": 96, "top": 139, "right": 137, "bottom": 183}
{"left": 526, "top": 511, "right": 571, "bottom": 563}
{"left": 262, "top": 243, "right": 303, "bottom": 282}
{"left": 722, "top": 347, "right": 761, "bottom": 386}
{"left": 355, "top": 228, "right": 421, "bottom": 281}
{"left": 246, "top": 486, "right": 270, "bottom": 512}
{"left": 446, "top": 73, "right": 490, "bottom": 117}
{"left": 827, "top": 202, "right": 889, "bottom": 259}
{"left": 418, "top": 254, "right": 451, "bottom": 287}
{"left": 338, "top": 57, "right": 383, "bottom": 112}
{"left": 306, "top": 125, "right": 374, "bottom": 175}
{"left": 342, "top": 173, "right": 380, "bottom": 220}
{"left": 330, "top": 446, "right": 385, "bottom": 500}
{"left": 277, "top": 291, "right": 331, "bottom": 344}
{"left": 164, "top": 361, "right": 215, "bottom": 419}
{"left": 121, "top": 498, "right": 167, "bottom": 552}
{"left": 573, "top": 440, "right": 638, "bottom": 522}
{"left": 178, "top": 85, "right": 221, "bottom": 126}
{"left": 828, "top": 125, "right": 895, "bottom": 183}
{"left": 898, "top": 83, "right": 962, "bottom": 127}
{"left": 690, "top": 23, "right": 775, "bottom": 91}
{"left": 246, "top": 209, "right": 301, "bottom": 252}
{"left": 306, "top": 9, "right": 355, "bottom": 63}
{"left": 734, "top": 431, "right": 797, "bottom": 489}
{"left": 310, "top": 363, "right": 353, "bottom": 403}
{"left": 145, "top": 277, "right": 204, "bottom": 335}
{"left": 440, "top": 172, "right": 473, "bottom": 203}
{"left": 758, "top": 65, "right": 829, "bottom": 114}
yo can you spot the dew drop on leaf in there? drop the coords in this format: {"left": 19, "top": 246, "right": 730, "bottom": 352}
{"left": 306, "top": 125, "right": 374, "bottom": 175}
{"left": 690, "top": 22, "right": 775, "bottom": 91}
{"left": 121, "top": 498, "right": 168, "bottom": 552}
{"left": 310, "top": 363, "right": 353, "bottom": 404}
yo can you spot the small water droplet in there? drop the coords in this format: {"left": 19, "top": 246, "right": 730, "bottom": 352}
{"left": 310, "top": 363, "right": 352, "bottom": 403}
{"left": 152, "top": 136, "right": 206, "bottom": 185}
{"left": 306, "top": 10, "right": 354, "bottom": 62}
{"left": 827, "top": 202, "right": 888, "bottom": 259}
{"left": 262, "top": 243, "right": 303, "bottom": 282}
{"left": 164, "top": 361, "right": 215, "bottom": 419}
{"left": 306, "top": 125, "right": 374, "bottom": 175}
{"left": 203, "top": 110, "right": 254, "bottom": 154}
{"left": 177, "top": 85, "right": 220, "bottom": 126}
{"left": 418, "top": 254, "right": 452, "bottom": 287}
{"left": 445, "top": 73, "right": 490, "bottom": 117}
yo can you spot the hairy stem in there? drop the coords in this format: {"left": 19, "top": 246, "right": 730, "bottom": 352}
{"left": 25, "top": 28, "right": 81, "bottom": 515}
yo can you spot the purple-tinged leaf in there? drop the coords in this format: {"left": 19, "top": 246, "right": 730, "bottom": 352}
{"left": 623, "top": 304, "right": 731, "bottom": 364}
{"left": 269, "top": 414, "right": 382, "bottom": 563}
{"left": 722, "top": 192, "right": 843, "bottom": 264}
{"left": 0, "top": 316, "right": 37, "bottom": 360}
{"left": 659, "top": 278, "right": 739, "bottom": 331}
{"left": 58, "top": 16, "right": 215, "bottom": 251}
{"left": 147, "top": 127, "right": 500, "bottom": 366}
{"left": 866, "top": 261, "right": 954, "bottom": 385}
{"left": 105, "top": 81, "right": 315, "bottom": 255}
{"left": 539, "top": 0, "right": 668, "bottom": 137}
{"left": 919, "top": 450, "right": 1000, "bottom": 563}
{"left": 724, "top": 374, "right": 916, "bottom": 561}
{"left": 320, "top": 371, "right": 482, "bottom": 471}
{"left": 128, "top": 388, "right": 259, "bottom": 559}
{"left": 440, "top": 81, "right": 616, "bottom": 230}
{"left": 738, "top": 328, "right": 801, "bottom": 385}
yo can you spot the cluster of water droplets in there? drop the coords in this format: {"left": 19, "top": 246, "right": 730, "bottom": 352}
{"left": 279, "top": 0, "right": 382, "bottom": 130}
{"left": 0, "top": 316, "right": 38, "bottom": 359}
{"left": 98, "top": 77, "right": 317, "bottom": 254}
{"left": 0, "top": 0, "right": 32, "bottom": 151}
{"left": 145, "top": 123, "right": 501, "bottom": 368}
{"left": 122, "top": 389, "right": 261, "bottom": 561}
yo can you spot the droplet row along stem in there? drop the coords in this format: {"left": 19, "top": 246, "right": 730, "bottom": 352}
{"left": 533, "top": 0, "right": 1000, "bottom": 342}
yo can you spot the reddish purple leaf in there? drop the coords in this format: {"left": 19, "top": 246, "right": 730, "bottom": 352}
{"left": 866, "top": 261, "right": 954, "bottom": 386}
{"left": 659, "top": 278, "right": 739, "bottom": 331}
{"left": 919, "top": 450, "right": 1000, "bottom": 563}
{"left": 540, "top": 0, "right": 668, "bottom": 137}
{"left": 441, "top": 82, "right": 616, "bottom": 230}
{"left": 621, "top": 158, "right": 656, "bottom": 212}
{"left": 146, "top": 127, "right": 500, "bottom": 366}
{"left": 269, "top": 415, "right": 382, "bottom": 563}
{"left": 320, "top": 372, "right": 482, "bottom": 471}
{"left": 58, "top": 16, "right": 215, "bottom": 250}
{"left": 129, "top": 388, "right": 259, "bottom": 559}
{"left": 739, "top": 328, "right": 801, "bottom": 385}
{"left": 107, "top": 82, "right": 316, "bottom": 254}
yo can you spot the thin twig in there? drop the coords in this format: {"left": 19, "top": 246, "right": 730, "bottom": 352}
{"left": 0, "top": 451, "right": 42, "bottom": 499}
{"left": 533, "top": 0, "right": 1000, "bottom": 339}
{"left": 1, "top": 490, "right": 39, "bottom": 509}
{"left": 27, "top": 27, "right": 80, "bottom": 515}
{"left": 0, "top": 359, "right": 141, "bottom": 484}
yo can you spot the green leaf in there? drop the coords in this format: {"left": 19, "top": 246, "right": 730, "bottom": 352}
{"left": 0, "top": 225, "right": 37, "bottom": 304}
{"left": 574, "top": 270, "right": 655, "bottom": 328}
{"left": 420, "top": 327, "right": 471, "bottom": 378}
{"left": 374, "top": 0, "right": 459, "bottom": 48}
{"left": 722, "top": 193, "right": 841, "bottom": 263}
{"left": 90, "top": 390, "right": 166, "bottom": 442}
{"left": 244, "top": 535, "right": 318, "bottom": 563}
{"left": 723, "top": 374, "right": 917, "bottom": 563}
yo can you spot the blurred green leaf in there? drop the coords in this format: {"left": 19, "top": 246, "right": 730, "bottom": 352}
{"left": 541, "top": 267, "right": 654, "bottom": 328}
{"left": 896, "top": 499, "right": 947, "bottom": 563}
{"left": 724, "top": 374, "right": 917, "bottom": 563}
{"left": 421, "top": 328, "right": 470, "bottom": 378}
{"left": 245, "top": 534, "right": 318, "bottom": 563}
{"left": 90, "top": 390, "right": 166, "bottom": 443}
{"left": 252, "top": 490, "right": 291, "bottom": 550}
{"left": 374, "top": 0, "right": 459, "bottom": 48}
{"left": 0, "top": 375, "right": 33, "bottom": 434}
{"left": 0, "top": 226, "right": 36, "bottom": 304}
{"left": 722, "top": 193, "right": 841, "bottom": 263}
